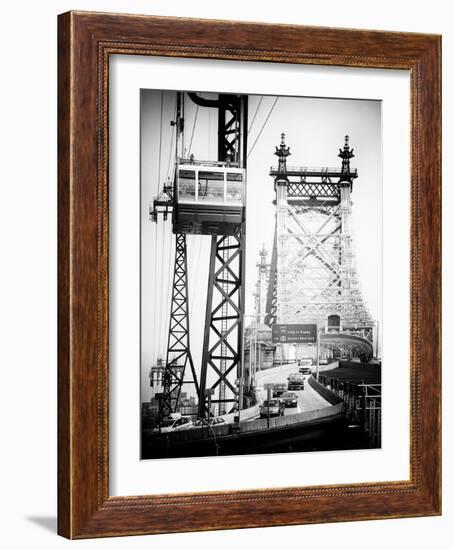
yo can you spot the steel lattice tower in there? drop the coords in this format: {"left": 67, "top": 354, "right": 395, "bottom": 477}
{"left": 161, "top": 233, "right": 199, "bottom": 417}
{"left": 197, "top": 94, "right": 248, "bottom": 418}
{"left": 150, "top": 92, "right": 248, "bottom": 419}
{"left": 266, "top": 134, "right": 374, "bottom": 336}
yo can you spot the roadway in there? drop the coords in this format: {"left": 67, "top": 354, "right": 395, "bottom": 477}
{"left": 255, "top": 363, "right": 331, "bottom": 416}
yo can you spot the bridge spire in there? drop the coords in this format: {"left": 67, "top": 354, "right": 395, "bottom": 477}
{"left": 338, "top": 134, "right": 355, "bottom": 185}
{"left": 274, "top": 133, "right": 291, "bottom": 175}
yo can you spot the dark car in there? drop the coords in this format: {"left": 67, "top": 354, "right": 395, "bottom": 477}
{"left": 272, "top": 383, "right": 287, "bottom": 397}
{"left": 260, "top": 399, "right": 285, "bottom": 418}
{"left": 287, "top": 373, "right": 305, "bottom": 390}
{"left": 281, "top": 391, "right": 298, "bottom": 408}
{"left": 298, "top": 367, "right": 312, "bottom": 375}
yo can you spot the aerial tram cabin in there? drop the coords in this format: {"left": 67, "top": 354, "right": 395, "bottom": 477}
{"left": 173, "top": 157, "right": 246, "bottom": 235}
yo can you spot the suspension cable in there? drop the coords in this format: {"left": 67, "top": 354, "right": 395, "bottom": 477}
{"left": 208, "top": 108, "right": 211, "bottom": 159}
{"left": 188, "top": 104, "right": 199, "bottom": 157}
{"left": 247, "top": 95, "right": 263, "bottom": 134}
{"left": 157, "top": 90, "right": 164, "bottom": 193}
{"left": 153, "top": 224, "right": 159, "bottom": 365}
{"left": 158, "top": 223, "right": 167, "bottom": 359}
{"left": 165, "top": 98, "right": 178, "bottom": 186}
{"left": 247, "top": 96, "right": 279, "bottom": 159}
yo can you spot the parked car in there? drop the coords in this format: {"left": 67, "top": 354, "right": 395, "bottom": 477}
{"left": 281, "top": 391, "right": 298, "bottom": 408}
{"left": 272, "top": 383, "right": 287, "bottom": 397}
{"left": 260, "top": 399, "right": 285, "bottom": 418}
{"left": 153, "top": 416, "right": 193, "bottom": 433}
{"left": 287, "top": 373, "right": 305, "bottom": 390}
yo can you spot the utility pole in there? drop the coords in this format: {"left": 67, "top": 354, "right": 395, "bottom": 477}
{"left": 316, "top": 327, "right": 320, "bottom": 381}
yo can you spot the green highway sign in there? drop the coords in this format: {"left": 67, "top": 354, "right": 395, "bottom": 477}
{"left": 272, "top": 323, "right": 317, "bottom": 343}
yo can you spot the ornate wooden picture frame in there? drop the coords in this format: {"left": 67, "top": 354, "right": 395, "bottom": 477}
{"left": 58, "top": 11, "right": 441, "bottom": 539}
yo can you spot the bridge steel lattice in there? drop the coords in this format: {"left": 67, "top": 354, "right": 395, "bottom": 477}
{"left": 161, "top": 233, "right": 200, "bottom": 416}
{"left": 266, "top": 134, "right": 374, "bottom": 360}
{"left": 197, "top": 94, "right": 248, "bottom": 417}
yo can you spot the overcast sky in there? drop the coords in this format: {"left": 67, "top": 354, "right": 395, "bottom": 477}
{"left": 140, "top": 90, "right": 382, "bottom": 401}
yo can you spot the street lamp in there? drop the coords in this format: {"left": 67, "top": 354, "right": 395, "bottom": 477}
{"left": 263, "top": 383, "right": 275, "bottom": 429}
{"left": 243, "top": 314, "right": 261, "bottom": 389}
{"left": 316, "top": 328, "right": 320, "bottom": 381}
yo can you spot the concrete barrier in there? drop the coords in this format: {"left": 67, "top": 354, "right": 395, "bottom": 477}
{"left": 147, "top": 400, "right": 345, "bottom": 445}
{"left": 316, "top": 360, "right": 339, "bottom": 373}
{"left": 308, "top": 376, "right": 343, "bottom": 405}
{"left": 239, "top": 402, "right": 344, "bottom": 432}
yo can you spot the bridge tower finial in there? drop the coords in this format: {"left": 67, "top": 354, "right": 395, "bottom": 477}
{"left": 274, "top": 132, "right": 291, "bottom": 175}
{"left": 338, "top": 134, "right": 355, "bottom": 184}
{"left": 258, "top": 244, "right": 268, "bottom": 268}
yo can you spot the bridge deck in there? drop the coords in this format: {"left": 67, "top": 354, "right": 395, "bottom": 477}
{"left": 255, "top": 363, "right": 331, "bottom": 416}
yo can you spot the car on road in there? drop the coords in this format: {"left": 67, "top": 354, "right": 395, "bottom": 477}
{"left": 287, "top": 373, "right": 305, "bottom": 390}
{"left": 298, "top": 366, "right": 312, "bottom": 375}
{"left": 298, "top": 359, "right": 313, "bottom": 374}
{"left": 152, "top": 416, "right": 193, "bottom": 433}
{"left": 272, "top": 383, "right": 287, "bottom": 397}
{"left": 260, "top": 399, "right": 285, "bottom": 418}
{"left": 281, "top": 391, "right": 298, "bottom": 408}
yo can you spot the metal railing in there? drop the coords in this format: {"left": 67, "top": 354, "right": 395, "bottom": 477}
{"left": 179, "top": 157, "right": 240, "bottom": 168}
{"left": 317, "top": 375, "right": 381, "bottom": 448}
{"left": 270, "top": 166, "right": 358, "bottom": 176}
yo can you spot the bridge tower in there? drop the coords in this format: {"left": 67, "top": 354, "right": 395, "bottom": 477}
{"left": 266, "top": 134, "right": 374, "bottom": 360}
{"left": 150, "top": 91, "right": 248, "bottom": 419}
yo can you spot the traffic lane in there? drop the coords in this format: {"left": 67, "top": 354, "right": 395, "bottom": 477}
{"left": 257, "top": 363, "right": 304, "bottom": 386}
{"left": 283, "top": 383, "right": 330, "bottom": 416}
{"left": 256, "top": 363, "right": 331, "bottom": 414}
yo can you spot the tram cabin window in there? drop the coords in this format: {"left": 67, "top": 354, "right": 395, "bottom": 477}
{"left": 176, "top": 164, "right": 244, "bottom": 206}
{"left": 178, "top": 170, "right": 196, "bottom": 201}
{"left": 226, "top": 172, "right": 243, "bottom": 204}
{"left": 198, "top": 171, "right": 224, "bottom": 203}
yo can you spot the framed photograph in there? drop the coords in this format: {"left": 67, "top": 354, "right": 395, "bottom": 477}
{"left": 58, "top": 11, "right": 441, "bottom": 538}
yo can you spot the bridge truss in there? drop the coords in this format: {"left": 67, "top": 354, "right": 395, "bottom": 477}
{"left": 266, "top": 134, "right": 374, "bottom": 359}
{"left": 149, "top": 92, "right": 248, "bottom": 418}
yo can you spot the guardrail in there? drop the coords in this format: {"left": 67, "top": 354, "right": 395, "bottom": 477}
{"left": 239, "top": 402, "right": 344, "bottom": 433}
{"left": 308, "top": 376, "right": 343, "bottom": 405}
{"left": 145, "top": 401, "right": 344, "bottom": 445}
{"left": 316, "top": 374, "right": 381, "bottom": 448}
{"left": 316, "top": 360, "right": 339, "bottom": 373}
{"left": 270, "top": 166, "right": 358, "bottom": 177}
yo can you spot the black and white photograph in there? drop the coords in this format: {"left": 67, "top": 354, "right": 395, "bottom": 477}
{"left": 0, "top": 0, "right": 446, "bottom": 546}
{"left": 140, "top": 89, "right": 382, "bottom": 460}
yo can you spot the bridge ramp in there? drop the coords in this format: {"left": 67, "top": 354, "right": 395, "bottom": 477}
{"left": 255, "top": 363, "right": 331, "bottom": 414}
